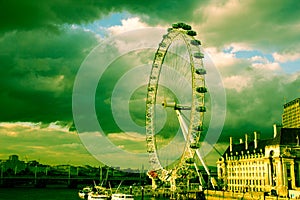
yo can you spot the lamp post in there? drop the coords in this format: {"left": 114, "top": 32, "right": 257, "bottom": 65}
{"left": 34, "top": 165, "right": 37, "bottom": 185}
{"left": 67, "top": 160, "right": 71, "bottom": 186}
{"left": 99, "top": 166, "right": 102, "bottom": 183}
{"left": 0, "top": 162, "right": 3, "bottom": 185}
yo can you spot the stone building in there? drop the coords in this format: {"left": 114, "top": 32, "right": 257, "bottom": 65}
{"left": 282, "top": 98, "right": 300, "bottom": 128}
{"left": 217, "top": 125, "right": 300, "bottom": 196}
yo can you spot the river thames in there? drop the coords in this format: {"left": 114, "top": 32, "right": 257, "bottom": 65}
{"left": 0, "top": 187, "right": 165, "bottom": 200}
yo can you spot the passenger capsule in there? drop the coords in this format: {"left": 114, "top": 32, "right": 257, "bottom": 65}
{"left": 191, "top": 39, "right": 201, "bottom": 46}
{"left": 187, "top": 30, "right": 197, "bottom": 36}
{"left": 194, "top": 52, "right": 204, "bottom": 59}
{"left": 196, "top": 106, "right": 206, "bottom": 112}
{"left": 162, "top": 34, "right": 169, "bottom": 39}
{"left": 159, "top": 42, "right": 167, "bottom": 48}
{"left": 177, "top": 22, "right": 185, "bottom": 28}
{"left": 196, "top": 87, "right": 207, "bottom": 93}
{"left": 195, "top": 68, "right": 206, "bottom": 75}
{"left": 182, "top": 24, "right": 191, "bottom": 30}
{"left": 172, "top": 23, "right": 179, "bottom": 29}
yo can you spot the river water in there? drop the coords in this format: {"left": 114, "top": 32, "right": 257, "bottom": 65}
{"left": 0, "top": 187, "right": 165, "bottom": 200}
{"left": 0, "top": 187, "right": 80, "bottom": 200}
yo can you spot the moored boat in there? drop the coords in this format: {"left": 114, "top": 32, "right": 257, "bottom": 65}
{"left": 78, "top": 186, "right": 93, "bottom": 199}
{"left": 111, "top": 193, "right": 134, "bottom": 200}
{"left": 88, "top": 192, "right": 110, "bottom": 200}
{"left": 88, "top": 185, "right": 111, "bottom": 200}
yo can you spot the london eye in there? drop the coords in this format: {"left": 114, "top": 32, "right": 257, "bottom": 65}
{"left": 145, "top": 23, "right": 211, "bottom": 193}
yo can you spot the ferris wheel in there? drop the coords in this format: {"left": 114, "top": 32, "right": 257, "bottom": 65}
{"left": 145, "top": 23, "right": 210, "bottom": 192}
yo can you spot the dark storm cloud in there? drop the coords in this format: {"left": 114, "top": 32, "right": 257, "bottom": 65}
{"left": 0, "top": 1, "right": 104, "bottom": 32}
{"left": 0, "top": 0, "right": 299, "bottom": 140}
{"left": 0, "top": 0, "right": 207, "bottom": 123}
{"left": 200, "top": 0, "right": 300, "bottom": 52}
{"left": 219, "top": 71, "right": 300, "bottom": 142}
{"left": 0, "top": 28, "right": 98, "bottom": 122}
{"left": 0, "top": 0, "right": 205, "bottom": 32}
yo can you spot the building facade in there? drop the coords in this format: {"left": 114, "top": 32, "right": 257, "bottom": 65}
{"left": 217, "top": 126, "right": 300, "bottom": 196}
{"left": 282, "top": 98, "right": 300, "bottom": 128}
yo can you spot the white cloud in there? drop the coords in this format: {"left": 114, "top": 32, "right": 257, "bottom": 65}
{"left": 228, "top": 42, "right": 253, "bottom": 53}
{"left": 249, "top": 55, "right": 268, "bottom": 63}
{"left": 206, "top": 47, "right": 238, "bottom": 68}
{"left": 249, "top": 56, "right": 283, "bottom": 74}
{"left": 96, "top": 25, "right": 164, "bottom": 62}
{"left": 0, "top": 121, "right": 75, "bottom": 139}
{"left": 223, "top": 75, "right": 251, "bottom": 92}
{"left": 273, "top": 52, "right": 300, "bottom": 63}
{"left": 0, "top": 121, "right": 41, "bottom": 129}
{"left": 108, "top": 132, "right": 145, "bottom": 142}
{"left": 207, "top": 42, "right": 286, "bottom": 92}
{"left": 47, "top": 121, "right": 72, "bottom": 132}
{"left": 0, "top": 121, "right": 74, "bottom": 134}
{"left": 251, "top": 62, "right": 282, "bottom": 72}
{"left": 108, "top": 17, "right": 149, "bottom": 35}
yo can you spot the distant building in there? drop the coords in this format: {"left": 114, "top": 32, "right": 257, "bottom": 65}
{"left": 217, "top": 125, "right": 300, "bottom": 197}
{"left": 282, "top": 98, "right": 300, "bottom": 128}
{"left": 2, "top": 154, "right": 26, "bottom": 174}
{"left": 9, "top": 155, "right": 19, "bottom": 162}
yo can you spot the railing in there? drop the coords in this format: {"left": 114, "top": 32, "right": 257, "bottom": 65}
{"left": 205, "top": 190, "right": 290, "bottom": 200}
{"left": 0, "top": 175, "right": 148, "bottom": 188}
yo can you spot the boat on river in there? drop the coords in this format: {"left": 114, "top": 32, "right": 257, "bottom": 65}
{"left": 88, "top": 185, "right": 111, "bottom": 200}
{"left": 78, "top": 185, "right": 111, "bottom": 200}
{"left": 78, "top": 186, "right": 93, "bottom": 199}
{"left": 88, "top": 192, "right": 110, "bottom": 200}
{"left": 111, "top": 181, "right": 134, "bottom": 200}
{"left": 111, "top": 193, "right": 134, "bottom": 200}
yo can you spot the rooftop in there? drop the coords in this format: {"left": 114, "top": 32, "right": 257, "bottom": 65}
{"left": 283, "top": 98, "right": 300, "bottom": 108}
{"left": 223, "top": 127, "right": 300, "bottom": 157}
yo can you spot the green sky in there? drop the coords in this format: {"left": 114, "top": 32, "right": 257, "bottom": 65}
{"left": 0, "top": 0, "right": 299, "bottom": 168}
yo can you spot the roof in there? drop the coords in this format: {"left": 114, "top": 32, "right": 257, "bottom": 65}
{"left": 278, "top": 128, "right": 300, "bottom": 145}
{"left": 283, "top": 98, "right": 300, "bottom": 108}
{"left": 222, "top": 128, "right": 300, "bottom": 158}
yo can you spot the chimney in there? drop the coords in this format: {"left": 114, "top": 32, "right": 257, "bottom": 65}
{"left": 254, "top": 131, "right": 260, "bottom": 149}
{"left": 245, "top": 134, "right": 248, "bottom": 150}
{"left": 229, "top": 137, "right": 233, "bottom": 152}
{"left": 273, "top": 124, "right": 277, "bottom": 138}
